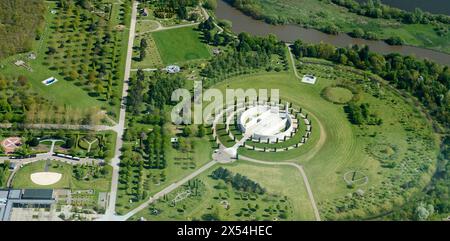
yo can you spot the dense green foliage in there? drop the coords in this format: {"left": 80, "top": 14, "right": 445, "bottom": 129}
{"left": 345, "top": 101, "right": 382, "bottom": 125}
{"left": 0, "top": 0, "right": 46, "bottom": 59}
{"left": 200, "top": 30, "right": 288, "bottom": 86}
{"left": 291, "top": 41, "right": 450, "bottom": 129}
{"left": 142, "top": 0, "right": 200, "bottom": 20}
{"left": 0, "top": 161, "right": 9, "bottom": 187}
{"left": 0, "top": 75, "right": 45, "bottom": 123}
{"left": 388, "top": 136, "right": 450, "bottom": 220}
{"left": 211, "top": 167, "right": 266, "bottom": 194}
{"left": 147, "top": 72, "right": 185, "bottom": 108}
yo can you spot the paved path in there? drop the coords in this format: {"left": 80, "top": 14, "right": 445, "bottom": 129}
{"left": 130, "top": 68, "right": 157, "bottom": 72}
{"left": 115, "top": 160, "right": 218, "bottom": 221}
{"left": 41, "top": 139, "right": 64, "bottom": 154}
{"left": 102, "top": 0, "right": 139, "bottom": 220}
{"left": 201, "top": 7, "right": 223, "bottom": 34}
{"left": 239, "top": 156, "right": 321, "bottom": 221}
{"left": 286, "top": 44, "right": 302, "bottom": 80}
{"left": 0, "top": 123, "right": 117, "bottom": 131}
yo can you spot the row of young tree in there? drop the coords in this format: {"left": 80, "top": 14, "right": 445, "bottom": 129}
{"left": 211, "top": 167, "right": 266, "bottom": 194}
{"left": 0, "top": 162, "right": 8, "bottom": 187}
{"left": 0, "top": 0, "right": 46, "bottom": 59}
{"left": 145, "top": 125, "right": 167, "bottom": 169}
{"left": 389, "top": 136, "right": 450, "bottom": 220}
{"left": 291, "top": 40, "right": 450, "bottom": 129}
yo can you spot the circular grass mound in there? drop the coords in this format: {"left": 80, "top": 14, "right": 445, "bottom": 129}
{"left": 322, "top": 86, "right": 354, "bottom": 104}
{"left": 368, "top": 143, "right": 398, "bottom": 161}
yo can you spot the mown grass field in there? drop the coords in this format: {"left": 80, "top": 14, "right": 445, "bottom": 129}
{"left": 12, "top": 160, "right": 112, "bottom": 192}
{"left": 152, "top": 26, "right": 211, "bottom": 64}
{"left": 208, "top": 59, "right": 439, "bottom": 219}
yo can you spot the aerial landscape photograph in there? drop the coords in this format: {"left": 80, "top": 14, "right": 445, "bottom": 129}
{"left": 0, "top": 0, "right": 449, "bottom": 227}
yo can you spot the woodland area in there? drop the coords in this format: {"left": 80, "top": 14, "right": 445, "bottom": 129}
{"left": 0, "top": 0, "right": 46, "bottom": 59}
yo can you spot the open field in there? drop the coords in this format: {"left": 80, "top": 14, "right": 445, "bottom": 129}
{"left": 152, "top": 26, "right": 211, "bottom": 64}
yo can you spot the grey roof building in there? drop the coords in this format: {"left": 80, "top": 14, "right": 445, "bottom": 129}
{"left": 0, "top": 189, "right": 55, "bottom": 221}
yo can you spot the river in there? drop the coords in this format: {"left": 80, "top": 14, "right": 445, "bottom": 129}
{"left": 215, "top": 0, "right": 450, "bottom": 66}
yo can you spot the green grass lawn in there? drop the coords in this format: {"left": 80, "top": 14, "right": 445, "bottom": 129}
{"left": 129, "top": 161, "right": 315, "bottom": 221}
{"left": 208, "top": 60, "right": 439, "bottom": 219}
{"left": 132, "top": 33, "right": 164, "bottom": 69}
{"left": 152, "top": 26, "right": 211, "bottom": 64}
{"left": 323, "top": 86, "right": 354, "bottom": 104}
{"left": 0, "top": 1, "right": 130, "bottom": 121}
{"left": 115, "top": 134, "right": 215, "bottom": 215}
{"left": 136, "top": 20, "right": 160, "bottom": 35}
{"left": 12, "top": 160, "right": 112, "bottom": 192}
{"left": 122, "top": 57, "right": 438, "bottom": 220}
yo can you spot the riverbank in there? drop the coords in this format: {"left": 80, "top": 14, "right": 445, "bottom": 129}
{"left": 215, "top": 0, "right": 450, "bottom": 66}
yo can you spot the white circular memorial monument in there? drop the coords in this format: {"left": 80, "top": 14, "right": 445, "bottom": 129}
{"left": 238, "top": 103, "right": 294, "bottom": 143}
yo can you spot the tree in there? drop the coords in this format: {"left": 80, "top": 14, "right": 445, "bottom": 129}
{"left": 27, "top": 137, "right": 39, "bottom": 147}
{"left": 197, "top": 124, "right": 206, "bottom": 137}
{"left": 140, "top": 38, "right": 148, "bottom": 50}
{"left": 182, "top": 126, "right": 192, "bottom": 137}
{"left": 203, "top": 0, "right": 217, "bottom": 10}
{"left": 415, "top": 202, "right": 434, "bottom": 221}
{"left": 69, "top": 70, "right": 79, "bottom": 81}
{"left": 139, "top": 48, "right": 146, "bottom": 61}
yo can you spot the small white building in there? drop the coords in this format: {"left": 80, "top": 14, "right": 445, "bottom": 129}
{"left": 28, "top": 53, "right": 36, "bottom": 60}
{"left": 302, "top": 74, "right": 317, "bottom": 84}
{"left": 165, "top": 65, "right": 181, "bottom": 74}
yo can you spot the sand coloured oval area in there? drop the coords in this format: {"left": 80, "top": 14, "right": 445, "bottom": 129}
{"left": 30, "top": 172, "right": 62, "bottom": 185}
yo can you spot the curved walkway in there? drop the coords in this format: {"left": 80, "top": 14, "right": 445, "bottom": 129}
{"left": 239, "top": 156, "right": 321, "bottom": 221}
